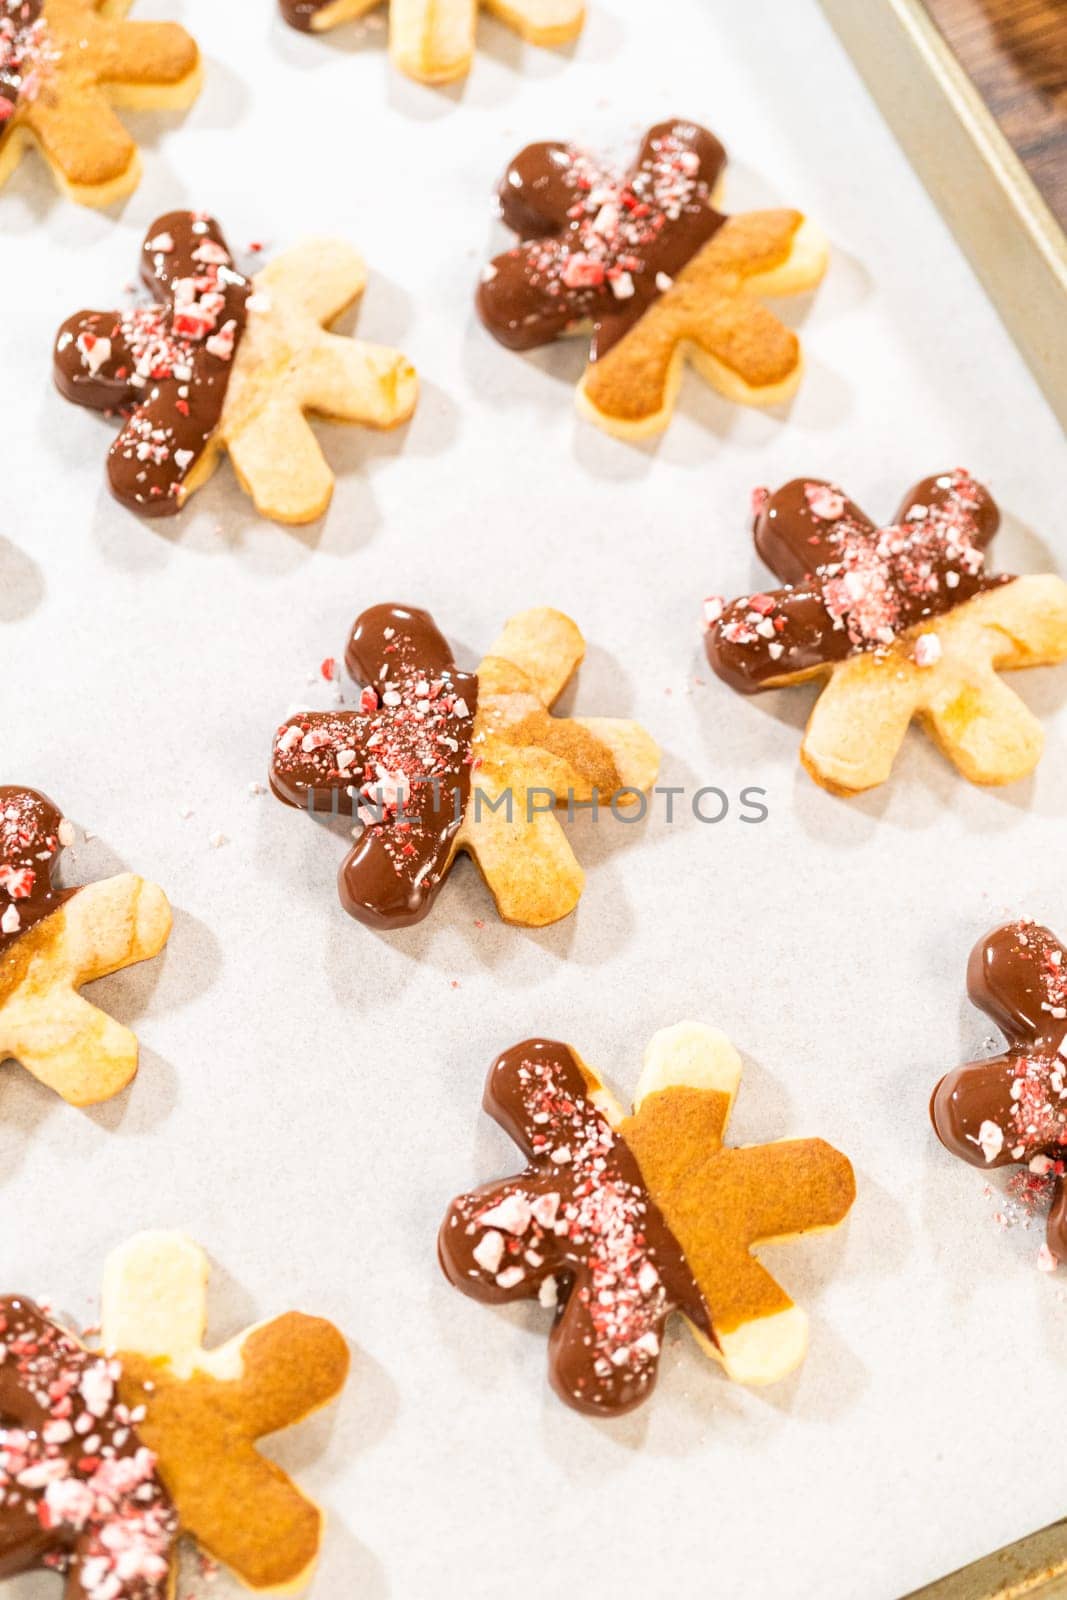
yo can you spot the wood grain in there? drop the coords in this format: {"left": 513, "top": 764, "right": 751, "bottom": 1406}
{"left": 924, "top": 0, "right": 1067, "bottom": 228}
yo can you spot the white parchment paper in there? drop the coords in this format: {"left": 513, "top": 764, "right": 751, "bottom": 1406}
{"left": 3, "top": 1, "right": 1067, "bottom": 1596}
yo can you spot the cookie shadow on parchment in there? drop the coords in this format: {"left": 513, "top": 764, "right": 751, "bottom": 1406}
{"left": 0, "top": 536, "right": 44, "bottom": 622}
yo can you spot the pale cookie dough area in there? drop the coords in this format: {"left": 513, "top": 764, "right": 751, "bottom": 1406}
{"left": 3, "top": 0, "right": 1067, "bottom": 1598}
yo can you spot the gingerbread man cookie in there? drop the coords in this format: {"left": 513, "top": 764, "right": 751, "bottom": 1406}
{"left": 270, "top": 603, "right": 659, "bottom": 929}
{"left": 0, "top": 786, "right": 171, "bottom": 1107}
{"left": 477, "top": 119, "right": 828, "bottom": 439}
{"left": 0, "top": 1294, "right": 177, "bottom": 1595}
{"left": 0, "top": 0, "right": 200, "bottom": 207}
{"left": 55, "top": 210, "right": 417, "bottom": 523}
{"left": 101, "top": 1232, "right": 350, "bottom": 1593}
{"left": 440, "top": 1024, "right": 855, "bottom": 1415}
{"left": 279, "top": 0, "right": 583, "bottom": 85}
{"left": 931, "top": 922, "right": 1067, "bottom": 1266}
{"left": 705, "top": 470, "right": 1067, "bottom": 793}
{"left": 0, "top": 1235, "right": 348, "bottom": 1596}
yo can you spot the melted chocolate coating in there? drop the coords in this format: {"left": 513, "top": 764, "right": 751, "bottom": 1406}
{"left": 54, "top": 212, "right": 251, "bottom": 518}
{"left": 0, "top": 786, "right": 76, "bottom": 959}
{"left": 0, "top": 1, "right": 44, "bottom": 136}
{"left": 931, "top": 922, "right": 1067, "bottom": 1257}
{"left": 707, "top": 470, "right": 1006, "bottom": 692}
{"left": 478, "top": 119, "right": 727, "bottom": 360}
{"left": 0, "top": 1297, "right": 175, "bottom": 1595}
{"left": 270, "top": 605, "right": 477, "bottom": 930}
{"left": 439, "top": 1040, "right": 712, "bottom": 1417}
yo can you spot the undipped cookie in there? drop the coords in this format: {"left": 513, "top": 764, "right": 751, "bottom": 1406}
{"left": 55, "top": 210, "right": 417, "bottom": 523}
{"left": 704, "top": 470, "right": 1067, "bottom": 793}
{"left": 0, "top": 0, "right": 201, "bottom": 207}
{"left": 478, "top": 118, "right": 828, "bottom": 438}
{"left": 931, "top": 921, "right": 1067, "bottom": 1268}
{"left": 440, "top": 1024, "right": 855, "bottom": 1415}
{"left": 0, "top": 786, "right": 171, "bottom": 1106}
{"left": 279, "top": 0, "right": 584, "bottom": 85}
{"left": 270, "top": 603, "right": 660, "bottom": 928}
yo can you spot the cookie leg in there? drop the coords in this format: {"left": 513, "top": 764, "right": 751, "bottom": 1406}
{"left": 21, "top": 91, "right": 141, "bottom": 207}
{"left": 227, "top": 400, "right": 336, "bottom": 525}
{"left": 483, "top": 608, "right": 585, "bottom": 706}
{"left": 801, "top": 666, "right": 919, "bottom": 794}
{"left": 2, "top": 988, "right": 139, "bottom": 1106}
{"left": 462, "top": 792, "right": 585, "bottom": 925}
{"left": 305, "top": 333, "right": 418, "bottom": 428}
{"left": 923, "top": 666, "right": 1045, "bottom": 785}
{"left": 482, "top": 0, "right": 585, "bottom": 45}
{"left": 685, "top": 294, "right": 804, "bottom": 410}
{"left": 569, "top": 716, "right": 661, "bottom": 796}
{"left": 388, "top": 0, "right": 479, "bottom": 81}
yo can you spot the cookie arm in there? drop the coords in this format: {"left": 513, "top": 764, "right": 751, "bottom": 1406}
{"left": 95, "top": 19, "right": 202, "bottom": 97}
{"left": 482, "top": 0, "right": 585, "bottom": 45}
{"left": 257, "top": 239, "right": 367, "bottom": 325}
{"left": 230, "top": 1314, "right": 349, "bottom": 1435}
{"left": 719, "top": 1141, "right": 857, "bottom": 1244}
{"left": 483, "top": 609, "right": 585, "bottom": 707}
{"left": 568, "top": 716, "right": 660, "bottom": 797}
{"left": 303, "top": 331, "right": 418, "bottom": 428}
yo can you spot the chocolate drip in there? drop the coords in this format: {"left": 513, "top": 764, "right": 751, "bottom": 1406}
{"left": 0, "top": 1297, "right": 175, "bottom": 1594}
{"left": 477, "top": 119, "right": 727, "bottom": 360}
{"left": 707, "top": 469, "right": 1008, "bottom": 692}
{"left": 439, "top": 1040, "right": 711, "bottom": 1417}
{"left": 931, "top": 922, "right": 1067, "bottom": 1258}
{"left": 278, "top": 0, "right": 331, "bottom": 28}
{"left": 0, "top": 786, "right": 76, "bottom": 960}
{"left": 0, "top": 1, "right": 45, "bottom": 138}
{"left": 270, "top": 604, "right": 477, "bottom": 930}
{"left": 54, "top": 212, "right": 251, "bottom": 518}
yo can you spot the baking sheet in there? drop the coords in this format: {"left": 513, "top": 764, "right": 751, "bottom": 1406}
{"left": 2, "top": 1, "right": 1067, "bottom": 1597}
{"left": 820, "top": 0, "right": 1067, "bottom": 434}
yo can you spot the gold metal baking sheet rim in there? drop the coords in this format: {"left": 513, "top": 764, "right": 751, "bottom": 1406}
{"left": 820, "top": 0, "right": 1067, "bottom": 434}
{"left": 901, "top": 1517, "right": 1067, "bottom": 1599}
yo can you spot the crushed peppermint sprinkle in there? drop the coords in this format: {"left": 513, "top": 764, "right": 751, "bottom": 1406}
{"left": 966, "top": 923, "right": 1067, "bottom": 1179}
{"left": 455, "top": 1053, "right": 679, "bottom": 1401}
{"left": 913, "top": 632, "right": 942, "bottom": 668}
{"left": 56, "top": 215, "right": 253, "bottom": 510}
{"left": 0, "top": 789, "right": 73, "bottom": 953}
{"left": 0, "top": 1297, "right": 175, "bottom": 1598}
{"left": 503, "top": 128, "right": 715, "bottom": 312}
{"left": 0, "top": 1, "right": 58, "bottom": 125}
{"left": 271, "top": 627, "right": 476, "bottom": 892}
{"left": 717, "top": 469, "right": 995, "bottom": 664}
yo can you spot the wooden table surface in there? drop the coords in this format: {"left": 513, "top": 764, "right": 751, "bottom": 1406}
{"left": 925, "top": 0, "right": 1067, "bottom": 230}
